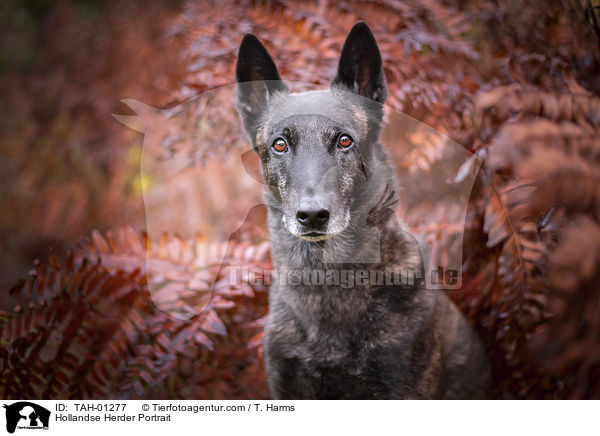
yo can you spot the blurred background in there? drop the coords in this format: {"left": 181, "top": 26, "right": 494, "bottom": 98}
{"left": 1, "top": 0, "right": 600, "bottom": 399}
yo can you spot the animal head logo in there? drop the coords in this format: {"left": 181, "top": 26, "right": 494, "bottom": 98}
{"left": 3, "top": 402, "right": 50, "bottom": 434}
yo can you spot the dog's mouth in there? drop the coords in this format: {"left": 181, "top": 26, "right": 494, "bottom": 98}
{"left": 297, "top": 231, "right": 336, "bottom": 242}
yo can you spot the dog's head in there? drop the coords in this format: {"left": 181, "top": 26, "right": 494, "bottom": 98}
{"left": 236, "top": 22, "right": 387, "bottom": 242}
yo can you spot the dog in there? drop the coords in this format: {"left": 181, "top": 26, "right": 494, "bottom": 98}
{"left": 235, "top": 22, "right": 490, "bottom": 399}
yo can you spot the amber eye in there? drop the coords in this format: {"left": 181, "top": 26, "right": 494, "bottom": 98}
{"left": 338, "top": 134, "right": 353, "bottom": 148}
{"left": 273, "top": 138, "right": 288, "bottom": 153}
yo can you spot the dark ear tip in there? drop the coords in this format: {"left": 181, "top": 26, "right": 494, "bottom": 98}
{"left": 237, "top": 34, "right": 267, "bottom": 81}
{"left": 351, "top": 21, "right": 370, "bottom": 30}
{"left": 241, "top": 33, "right": 259, "bottom": 44}
{"left": 239, "top": 33, "right": 262, "bottom": 51}
{"left": 349, "top": 21, "right": 375, "bottom": 37}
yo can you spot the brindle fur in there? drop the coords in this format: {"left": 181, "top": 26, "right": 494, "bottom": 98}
{"left": 236, "top": 22, "right": 490, "bottom": 399}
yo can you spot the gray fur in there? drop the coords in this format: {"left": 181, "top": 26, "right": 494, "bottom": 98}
{"left": 236, "top": 22, "right": 490, "bottom": 399}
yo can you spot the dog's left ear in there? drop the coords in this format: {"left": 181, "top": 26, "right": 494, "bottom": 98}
{"left": 331, "top": 22, "right": 386, "bottom": 103}
{"left": 236, "top": 34, "right": 289, "bottom": 138}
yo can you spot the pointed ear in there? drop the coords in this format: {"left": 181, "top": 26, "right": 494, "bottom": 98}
{"left": 236, "top": 34, "right": 288, "bottom": 137}
{"left": 331, "top": 22, "right": 386, "bottom": 103}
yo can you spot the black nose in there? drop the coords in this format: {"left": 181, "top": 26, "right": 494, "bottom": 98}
{"left": 296, "top": 209, "right": 330, "bottom": 229}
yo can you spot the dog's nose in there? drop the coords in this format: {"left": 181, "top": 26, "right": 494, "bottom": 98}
{"left": 296, "top": 208, "right": 330, "bottom": 229}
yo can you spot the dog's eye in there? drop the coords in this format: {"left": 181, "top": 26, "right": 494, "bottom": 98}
{"left": 338, "top": 134, "right": 354, "bottom": 148}
{"left": 272, "top": 138, "right": 288, "bottom": 153}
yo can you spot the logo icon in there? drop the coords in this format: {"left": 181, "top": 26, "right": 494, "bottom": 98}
{"left": 3, "top": 402, "right": 50, "bottom": 434}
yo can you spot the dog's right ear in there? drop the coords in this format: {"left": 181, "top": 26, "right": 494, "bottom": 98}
{"left": 236, "top": 34, "right": 288, "bottom": 139}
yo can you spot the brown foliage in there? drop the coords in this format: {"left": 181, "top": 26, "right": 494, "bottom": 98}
{"left": 2, "top": 0, "right": 600, "bottom": 399}
{"left": 460, "top": 72, "right": 600, "bottom": 398}
{"left": 0, "top": 0, "right": 191, "bottom": 289}
{"left": 1, "top": 230, "right": 270, "bottom": 399}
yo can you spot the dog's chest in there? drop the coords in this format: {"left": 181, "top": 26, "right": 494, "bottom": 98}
{"left": 286, "top": 326, "right": 395, "bottom": 399}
